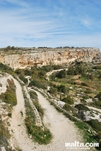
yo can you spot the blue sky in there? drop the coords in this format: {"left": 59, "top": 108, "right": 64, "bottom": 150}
{"left": 0, "top": 0, "right": 101, "bottom": 49}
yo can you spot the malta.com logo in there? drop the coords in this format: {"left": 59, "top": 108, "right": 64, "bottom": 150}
{"left": 65, "top": 141, "right": 99, "bottom": 150}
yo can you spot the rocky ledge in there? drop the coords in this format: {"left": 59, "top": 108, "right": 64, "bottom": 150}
{"left": 0, "top": 47, "right": 100, "bottom": 69}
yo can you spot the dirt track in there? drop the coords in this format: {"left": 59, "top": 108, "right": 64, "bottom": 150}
{"left": 8, "top": 76, "right": 83, "bottom": 151}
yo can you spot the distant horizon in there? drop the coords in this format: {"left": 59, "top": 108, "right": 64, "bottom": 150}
{"left": 0, "top": 0, "right": 101, "bottom": 49}
{"left": 0, "top": 45, "right": 100, "bottom": 51}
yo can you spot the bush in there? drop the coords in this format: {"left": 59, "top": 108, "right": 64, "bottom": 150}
{"left": 0, "top": 79, "right": 17, "bottom": 106}
{"left": 19, "top": 75, "right": 28, "bottom": 84}
{"left": 91, "top": 100, "right": 101, "bottom": 109}
{"left": 48, "top": 86, "right": 57, "bottom": 94}
{"left": 87, "top": 120, "right": 101, "bottom": 132}
{"left": 25, "top": 123, "right": 52, "bottom": 144}
{"left": 39, "top": 65, "right": 52, "bottom": 72}
{"left": 58, "top": 85, "right": 67, "bottom": 93}
{"left": 39, "top": 65, "right": 63, "bottom": 73}
{"left": 63, "top": 104, "right": 74, "bottom": 112}
{"left": 75, "top": 104, "right": 90, "bottom": 111}
{"left": 29, "top": 91, "right": 38, "bottom": 100}
{"left": 0, "top": 122, "right": 10, "bottom": 150}
{"left": 0, "top": 90, "right": 17, "bottom": 106}
{"left": 67, "top": 61, "right": 87, "bottom": 75}
{"left": 25, "top": 100, "right": 52, "bottom": 144}
{"left": 0, "top": 63, "right": 13, "bottom": 75}
{"left": 56, "top": 70, "right": 67, "bottom": 78}
{"left": 95, "top": 92, "right": 101, "bottom": 100}
{"left": 62, "top": 96, "right": 74, "bottom": 104}
{"left": 34, "top": 101, "right": 44, "bottom": 118}
{"left": 24, "top": 69, "right": 32, "bottom": 76}
{"left": 29, "top": 79, "right": 47, "bottom": 89}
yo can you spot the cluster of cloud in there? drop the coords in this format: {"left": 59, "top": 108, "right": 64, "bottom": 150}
{"left": 0, "top": 0, "right": 101, "bottom": 49}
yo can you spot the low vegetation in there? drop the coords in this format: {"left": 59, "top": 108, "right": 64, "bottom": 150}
{"left": 62, "top": 95, "right": 74, "bottom": 104}
{"left": 29, "top": 90, "right": 44, "bottom": 118}
{"left": 29, "top": 90, "right": 38, "bottom": 100}
{"left": 0, "top": 63, "right": 14, "bottom": 76}
{"left": 0, "top": 79, "right": 17, "bottom": 106}
{"left": 25, "top": 103, "right": 52, "bottom": 144}
{"left": 0, "top": 121, "right": 11, "bottom": 150}
{"left": 0, "top": 73, "right": 16, "bottom": 150}
{"left": 87, "top": 120, "right": 101, "bottom": 132}
{"left": 48, "top": 61, "right": 101, "bottom": 150}
{"left": 75, "top": 104, "right": 90, "bottom": 111}
{"left": 24, "top": 90, "right": 52, "bottom": 144}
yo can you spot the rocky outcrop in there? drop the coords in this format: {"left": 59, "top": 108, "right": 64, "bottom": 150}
{"left": 0, "top": 47, "right": 100, "bottom": 69}
{"left": 92, "top": 52, "right": 101, "bottom": 63}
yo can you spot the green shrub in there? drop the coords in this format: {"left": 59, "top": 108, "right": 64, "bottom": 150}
{"left": 75, "top": 104, "right": 90, "bottom": 111}
{"left": 56, "top": 70, "right": 67, "bottom": 78}
{"left": 25, "top": 122, "right": 52, "bottom": 144}
{"left": 39, "top": 65, "right": 63, "bottom": 72}
{"left": 3, "top": 91, "right": 17, "bottom": 106}
{"left": 0, "top": 122, "right": 10, "bottom": 150}
{"left": 90, "top": 100, "right": 101, "bottom": 109}
{"left": 87, "top": 120, "right": 101, "bottom": 132}
{"left": 0, "top": 79, "right": 17, "bottom": 106}
{"left": 58, "top": 85, "right": 67, "bottom": 93}
{"left": 19, "top": 75, "right": 28, "bottom": 84}
{"left": 95, "top": 92, "right": 101, "bottom": 100}
{"left": 29, "top": 79, "right": 47, "bottom": 89}
{"left": 29, "top": 91, "right": 38, "bottom": 100}
{"left": 67, "top": 61, "right": 88, "bottom": 75}
{"left": 63, "top": 104, "right": 74, "bottom": 112}
{"left": 15, "top": 69, "right": 28, "bottom": 84}
{"left": 25, "top": 100, "right": 52, "bottom": 144}
{"left": 39, "top": 65, "right": 52, "bottom": 72}
{"left": 62, "top": 95, "right": 74, "bottom": 104}
{"left": 0, "top": 63, "right": 14, "bottom": 75}
{"left": 48, "top": 86, "right": 57, "bottom": 94}
{"left": 0, "top": 91, "right": 17, "bottom": 106}
{"left": 24, "top": 69, "right": 32, "bottom": 76}
{"left": 34, "top": 101, "right": 44, "bottom": 118}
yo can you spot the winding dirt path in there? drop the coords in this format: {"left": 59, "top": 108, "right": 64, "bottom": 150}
{"left": 30, "top": 90, "right": 84, "bottom": 151}
{"left": 8, "top": 77, "right": 35, "bottom": 151}
{"left": 8, "top": 76, "right": 84, "bottom": 151}
{"left": 46, "top": 68, "right": 65, "bottom": 80}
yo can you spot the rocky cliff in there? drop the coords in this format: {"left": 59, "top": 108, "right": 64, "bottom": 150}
{"left": 0, "top": 47, "right": 100, "bottom": 69}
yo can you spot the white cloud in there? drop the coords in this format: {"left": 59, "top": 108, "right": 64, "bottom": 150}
{"left": 81, "top": 19, "right": 91, "bottom": 27}
{"left": 4, "top": 0, "right": 28, "bottom": 7}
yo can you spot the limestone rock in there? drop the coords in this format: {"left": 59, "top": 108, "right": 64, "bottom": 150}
{"left": 0, "top": 47, "right": 100, "bottom": 69}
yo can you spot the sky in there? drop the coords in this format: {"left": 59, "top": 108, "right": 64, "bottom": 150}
{"left": 0, "top": 0, "right": 101, "bottom": 49}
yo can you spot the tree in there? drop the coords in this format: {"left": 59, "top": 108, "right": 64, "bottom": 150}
{"left": 56, "top": 70, "right": 67, "bottom": 78}
{"left": 67, "top": 61, "right": 87, "bottom": 75}
{"left": 58, "top": 85, "right": 67, "bottom": 93}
